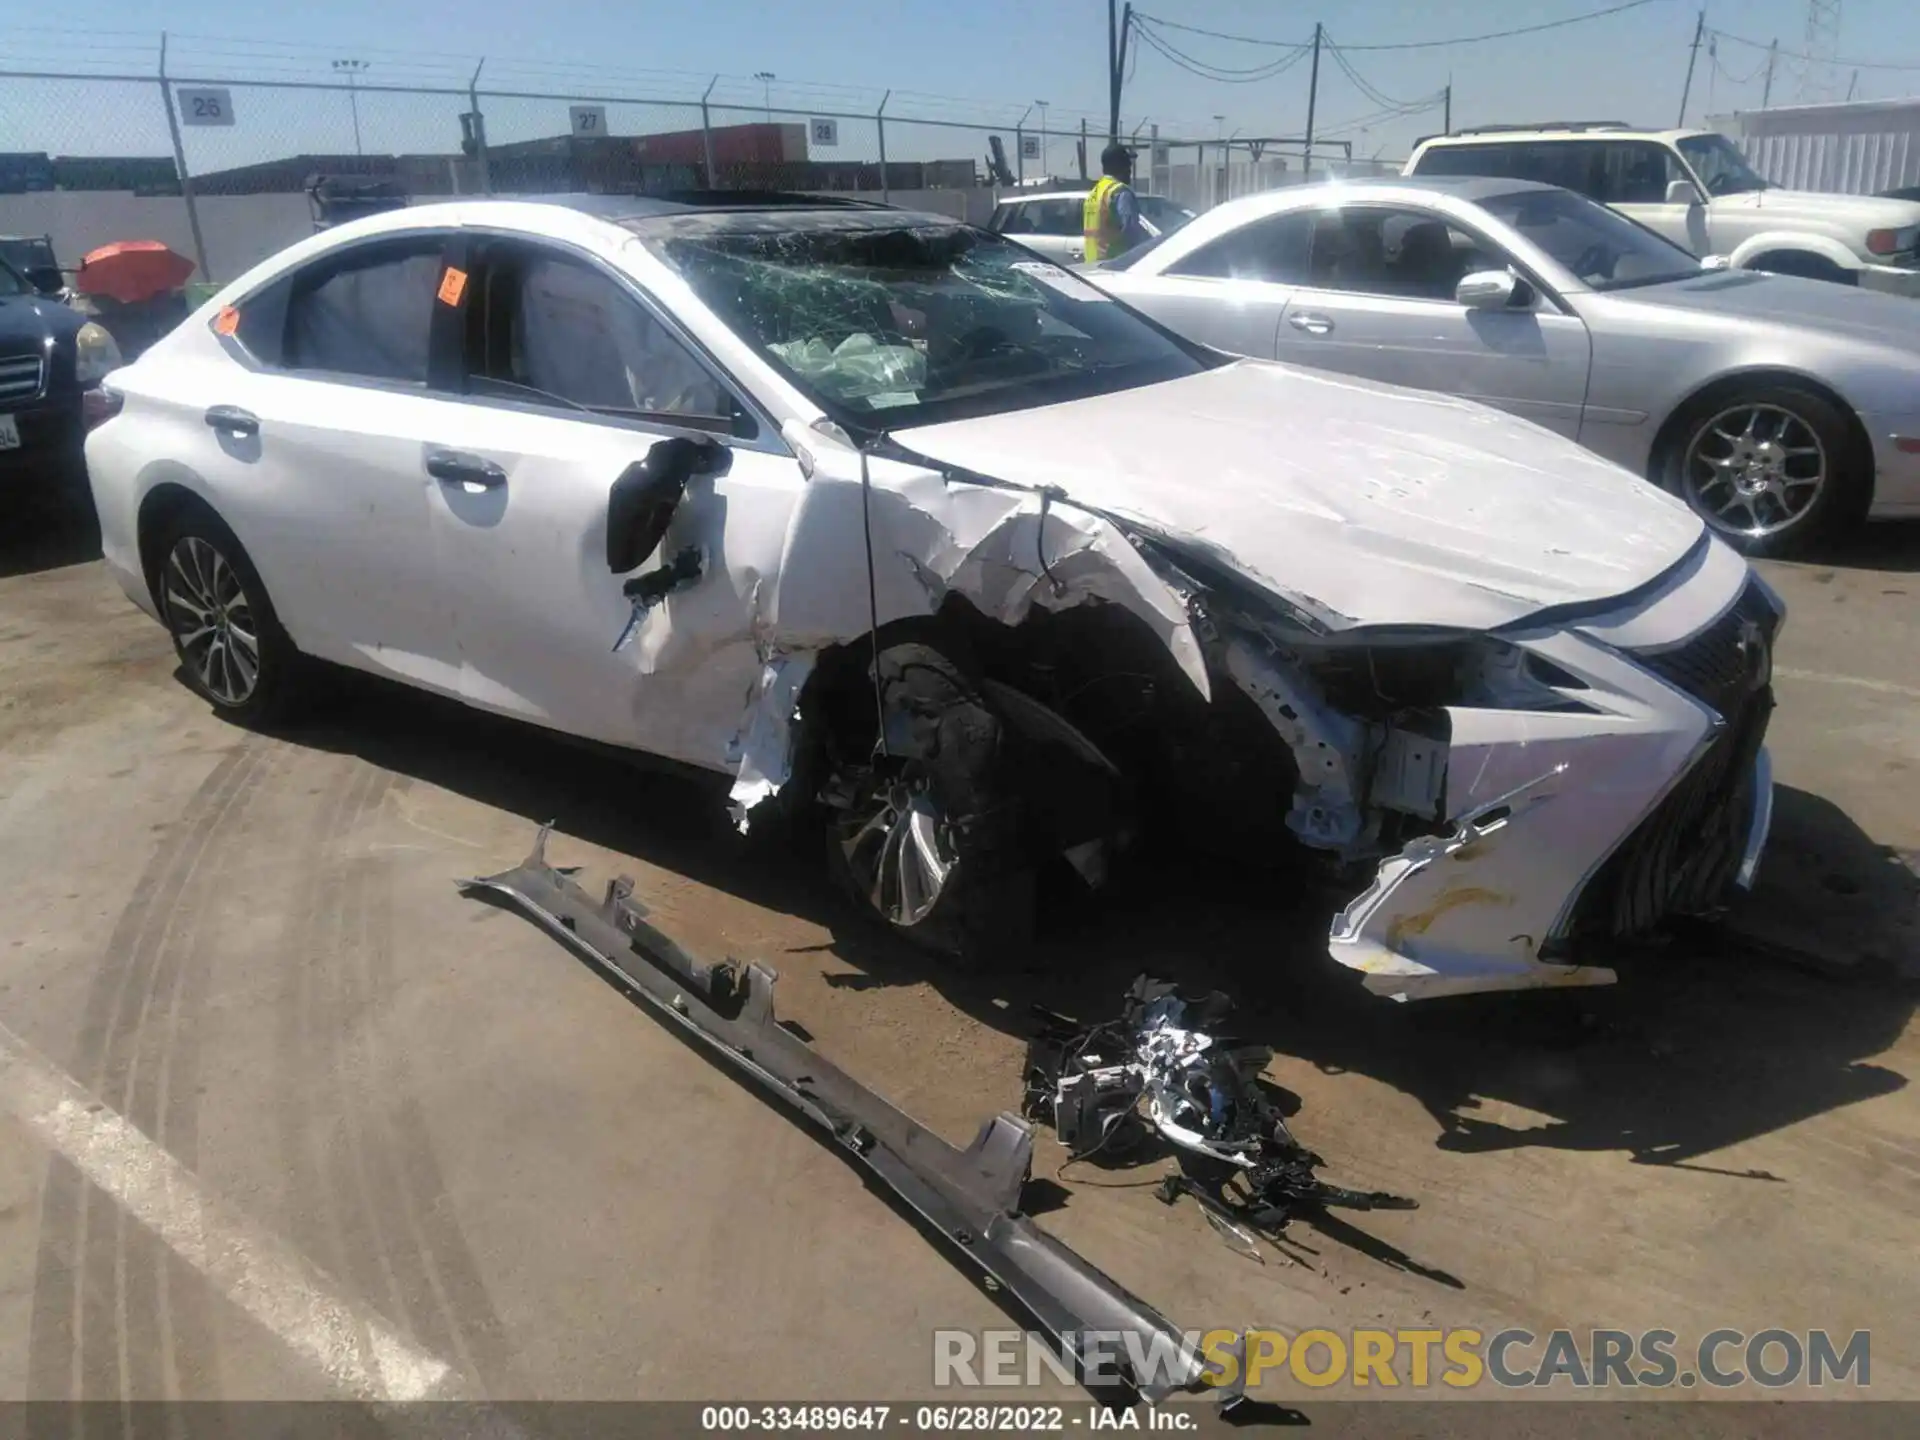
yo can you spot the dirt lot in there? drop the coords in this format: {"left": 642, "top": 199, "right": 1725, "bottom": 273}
{"left": 0, "top": 494, "right": 1916, "bottom": 1419}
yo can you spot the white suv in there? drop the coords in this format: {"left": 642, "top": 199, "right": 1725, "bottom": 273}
{"left": 1406, "top": 124, "right": 1920, "bottom": 296}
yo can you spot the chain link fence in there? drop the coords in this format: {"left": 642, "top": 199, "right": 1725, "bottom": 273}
{"left": 0, "top": 65, "right": 1308, "bottom": 286}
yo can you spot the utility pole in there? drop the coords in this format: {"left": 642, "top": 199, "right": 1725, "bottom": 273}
{"left": 1846, "top": 68, "right": 1859, "bottom": 100}
{"left": 1303, "top": 22, "right": 1322, "bottom": 181}
{"left": 1762, "top": 39, "right": 1779, "bottom": 107}
{"left": 1443, "top": 80, "right": 1452, "bottom": 134}
{"left": 1677, "top": 10, "right": 1704, "bottom": 127}
{"left": 1108, "top": 2, "right": 1133, "bottom": 145}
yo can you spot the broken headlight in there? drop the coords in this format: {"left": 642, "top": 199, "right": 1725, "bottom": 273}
{"left": 1300, "top": 634, "right": 1593, "bottom": 718}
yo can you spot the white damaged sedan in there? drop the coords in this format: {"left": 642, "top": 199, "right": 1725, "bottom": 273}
{"left": 86, "top": 194, "right": 1782, "bottom": 1000}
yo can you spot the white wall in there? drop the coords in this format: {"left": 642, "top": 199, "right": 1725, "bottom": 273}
{"left": 0, "top": 191, "right": 314, "bottom": 284}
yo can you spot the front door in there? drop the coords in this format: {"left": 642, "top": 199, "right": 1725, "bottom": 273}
{"left": 426, "top": 236, "right": 805, "bottom": 770}
{"left": 1270, "top": 204, "right": 1593, "bottom": 439}
{"left": 1109, "top": 208, "right": 1315, "bottom": 358}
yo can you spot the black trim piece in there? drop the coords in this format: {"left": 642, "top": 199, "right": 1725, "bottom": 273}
{"left": 459, "top": 827, "right": 1238, "bottom": 1408}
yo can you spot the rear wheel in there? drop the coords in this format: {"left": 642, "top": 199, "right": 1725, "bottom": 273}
{"left": 821, "top": 643, "right": 1037, "bottom": 969}
{"left": 156, "top": 512, "right": 301, "bottom": 725}
{"left": 1660, "top": 383, "right": 1869, "bottom": 556}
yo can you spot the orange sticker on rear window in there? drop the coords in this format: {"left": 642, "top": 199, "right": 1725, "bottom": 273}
{"left": 437, "top": 266, "right": 468, "bottom": 306}
{"left": 213, "top": 305, "right": 240, "bottom": 336}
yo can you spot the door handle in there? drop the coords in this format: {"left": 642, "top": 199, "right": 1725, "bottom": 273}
{"left": 425, "top": 448, "right": 507, "bottom": 490}
{"left": 204, "top": 405, "right": 259, "bottom": 437}
{"left": 1287, "top": 312, "right": 1334, "bottom": 336}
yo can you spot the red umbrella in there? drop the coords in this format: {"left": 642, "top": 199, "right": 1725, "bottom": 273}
{"left": 75, "top": 240, "right": 196, "bottom": 304}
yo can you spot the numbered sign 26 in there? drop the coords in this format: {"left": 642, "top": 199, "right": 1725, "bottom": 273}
{"left": 178, "top": 88, "right": 235, "bottom": 127}
{"left": 570, "top": 105, "right": 608, "bottom": 137}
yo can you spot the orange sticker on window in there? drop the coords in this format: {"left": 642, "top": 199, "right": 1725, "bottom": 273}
{"left": 437, "top": 266, "right": 468, "bottom": 306}
{"left": 213, "top": 305, "right": 241, "bottom": 336}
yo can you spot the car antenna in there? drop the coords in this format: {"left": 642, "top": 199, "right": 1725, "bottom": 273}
{"left": 858, "top": 444, "right": 889, "bottom": 758}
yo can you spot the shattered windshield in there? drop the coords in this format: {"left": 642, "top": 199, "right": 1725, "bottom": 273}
{"left": 1677, "top": 134, "right": 1771, "bottom": 195}
{"left": 636, "top": 211, "right": 1207, "bottom": 429}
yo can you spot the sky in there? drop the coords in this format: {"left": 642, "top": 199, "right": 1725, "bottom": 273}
{"left": 11, "top": 1, "right": 1920, "bottom": 171}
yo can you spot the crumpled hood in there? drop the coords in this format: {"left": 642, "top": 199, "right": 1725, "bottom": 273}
{"left": 892, "top": 361, "right": 1704, "bottom": 632}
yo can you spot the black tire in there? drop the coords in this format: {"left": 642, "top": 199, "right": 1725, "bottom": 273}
{"left": 1657, "top": 382, "right": 1870, "bottom": 557}
{"left": 821, "top": 642, "right": 1038, "bottom": 970}
{"left": 153, "top": 509, "right": 302, "bottom": 725}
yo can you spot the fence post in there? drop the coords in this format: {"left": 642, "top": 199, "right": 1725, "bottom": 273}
{"left": 468, "top": 58, "right": 492, "bottom": 194}
{"left": 876, "top": 90, "right": 890, "bottom": 204}
{"left": 701, "top": 75, "right": 719, "bottom": 188}
{"left": 156, "top": 33, "right": 212, "bottom": 283}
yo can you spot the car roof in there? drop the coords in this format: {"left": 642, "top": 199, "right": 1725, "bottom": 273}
{"left": 1267, "top": 175, "right": 1561, "bottom": 203}
{"left": 523, "top": 190, "right": 905, "bottom": 221}
{"left": 999, "top": 190, "right": 1091, "bottom": 203}
{"left": 1417, "top": 127, "right": 1706, "bottom": 147}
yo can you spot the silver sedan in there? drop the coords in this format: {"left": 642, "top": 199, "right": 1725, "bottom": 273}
{"left": 1091, "top": 175, "right": 1920, "bottom": 555}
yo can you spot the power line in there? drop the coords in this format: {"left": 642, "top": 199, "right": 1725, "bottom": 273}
{"left": 1323, "top": 39, "right": 1431, "bottom": 112}
{"left": 1131, "top": 20, "right": 1313, "bottom": 83}
{"left": 1710, "top": 25, "right": 1920, "bottom": 72}
{"left": 1131, "top": 1, "right": 1661, "bottom": 53}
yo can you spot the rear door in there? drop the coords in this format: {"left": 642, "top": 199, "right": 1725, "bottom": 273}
{"left": 1270, "top": 203, "right": 1592, "bottom": 438}
{"left": 427, "top": 233, "right": 807, "bottom": 768}
{"left": 185, "top": 230, "right": 469, "bottom": 691}
{"left": 1105, "top": 209, "right": 1314, "bottom": 358}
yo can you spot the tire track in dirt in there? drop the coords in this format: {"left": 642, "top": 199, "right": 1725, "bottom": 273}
{"left": 26, "top": 738, "right": 273, "bottom": 1406}
{"left": 278, "top": 759, "right": 520, "bottom": 1398}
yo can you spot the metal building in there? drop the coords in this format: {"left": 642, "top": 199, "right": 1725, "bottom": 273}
{"left": 1710, "top": 98, "right": 1920, "bottom": 195}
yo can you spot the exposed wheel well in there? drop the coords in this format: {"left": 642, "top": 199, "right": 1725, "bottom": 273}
{"left": 1649, "top": 369, "right": 1874, "bottom": 486}
{"left": 1745, "top": 250, "right": 1855, "bottom": 283}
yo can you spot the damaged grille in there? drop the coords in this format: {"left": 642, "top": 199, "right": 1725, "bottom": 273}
{"left": 1567, "top": 582, "right": 1779, "bottom": 940}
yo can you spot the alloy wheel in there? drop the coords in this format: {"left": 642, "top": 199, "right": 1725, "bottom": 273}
{"left": 1682, "top": 403, "right": 1828, "bottom": 541}
{"left": 164, "top": 535, "right": 260, "bottom": 706}
{"left": 835, "top": 776, "right": 958, "bottom": 928}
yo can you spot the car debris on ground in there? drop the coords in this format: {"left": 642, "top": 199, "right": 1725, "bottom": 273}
{"left": 1023, "top": 977, "right": 1416, "bottom": 1264}
{"left": 461, "top": 827, "right": 1246, "bottom": 1408}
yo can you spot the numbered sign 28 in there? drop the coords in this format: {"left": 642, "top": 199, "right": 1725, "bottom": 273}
{"left": 178, "top": 88, "right": 235, "bottom": 127}
{"left": 809, "top": 118, "right": 838, "bottom": 148}
{"left": 570, "top": 105, "right": 608, "bottom": 138}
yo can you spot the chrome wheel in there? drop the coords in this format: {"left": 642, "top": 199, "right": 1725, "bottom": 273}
{"left": 836, "top": 777, "right": 958, "bottom": 928}
{"left": 164, "top": 535, "right": 259, "bottom": 706}
{"left": 1683, "top": 403, "right": 1827, "bottom": 540}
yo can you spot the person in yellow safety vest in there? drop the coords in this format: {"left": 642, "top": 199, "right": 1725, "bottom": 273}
{"left": 1082, "top": 142, "right": 1148, "bottom": 265}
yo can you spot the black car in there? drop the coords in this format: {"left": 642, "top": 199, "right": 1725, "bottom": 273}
{"left": 1, "top": 256, "right": 121, "bottom": 488}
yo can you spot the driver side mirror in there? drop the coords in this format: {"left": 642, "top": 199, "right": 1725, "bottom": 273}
{"left": 1456, "top": 269, "right": 1534, "bottom": 310}
{"left": 606, "top": 435, "right": 730, "bottom": 574}
{"left": 1665, "top": 179, "right": 1703, "bottom": 207}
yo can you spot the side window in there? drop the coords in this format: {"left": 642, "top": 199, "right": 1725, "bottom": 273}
{"left": 998, "top": 205, "right": 1035, "bottom": 235}
{"left": 1412, "top": 142, "right": 1520, "bottom": 179}
{"left": 468, "top": 246, "right": 743, "bottom": 433}
{"left": 284, "top": 241, "right": 443, "bottom": 382}
{"left": 1305, "top": 207, "right": 1485, "bottom": 301}
{"left": 1033, "top": 200, "right": 1083, "bottom": 237}
{"left": 991, "top": 204, "right": 1023, "bottom": 234}
{"left": 1596, "top": 142, "right": 1683, "bottom": 204}
{"left": 1171, "top": 212, "right": 1313, "bottom": 282}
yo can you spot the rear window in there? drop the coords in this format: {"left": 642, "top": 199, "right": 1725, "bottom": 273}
{"left": 284, "top": 241, "right": 443, "bottom": 383}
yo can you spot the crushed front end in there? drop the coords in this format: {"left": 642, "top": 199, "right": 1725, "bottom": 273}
{"left": 1143, "top": 534, "right": 1782, "bottom": 1001}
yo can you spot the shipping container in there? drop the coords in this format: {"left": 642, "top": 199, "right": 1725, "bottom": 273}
{"left": 1710, "top": 99, "right": 1920, "bottom": 196}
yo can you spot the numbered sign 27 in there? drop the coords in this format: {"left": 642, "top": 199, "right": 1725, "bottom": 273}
{"left": 178, "top": 88, "right": 235, "bottom": 127}
{"left": 570, "top": 105, "right": 608, "bottom": 138}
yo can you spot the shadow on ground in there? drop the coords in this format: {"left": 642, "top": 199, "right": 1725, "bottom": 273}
{"left": 1809, "top": 517, "right": 1920, "bottom": 574}
{"left": 277, "top": 665, "right": 1915, "bottom": 1184}
{"left": 0, "top": 482, "right": 102, "bottom": 581}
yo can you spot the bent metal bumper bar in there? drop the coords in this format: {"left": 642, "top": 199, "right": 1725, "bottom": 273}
{"left": 459, "top": 827, "right": 1237, "bottom": 1407}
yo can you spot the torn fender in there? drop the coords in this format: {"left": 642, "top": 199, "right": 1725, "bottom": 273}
{"left": 460, "top": 829, "right": 1231, "bottom": 1405}
{"left": 768, "top": 427, "right": 1209, "bottom": 700}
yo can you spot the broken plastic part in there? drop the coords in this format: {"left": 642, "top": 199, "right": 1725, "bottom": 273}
{"left": 461, "top": 831, "right": 1232, "bottom": 1405}
{"left": 1023, "top": 978, "right": 1416, "bottom": 1247}
{"left": 727, "top": 653, "right": 818, "bottom": 832}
